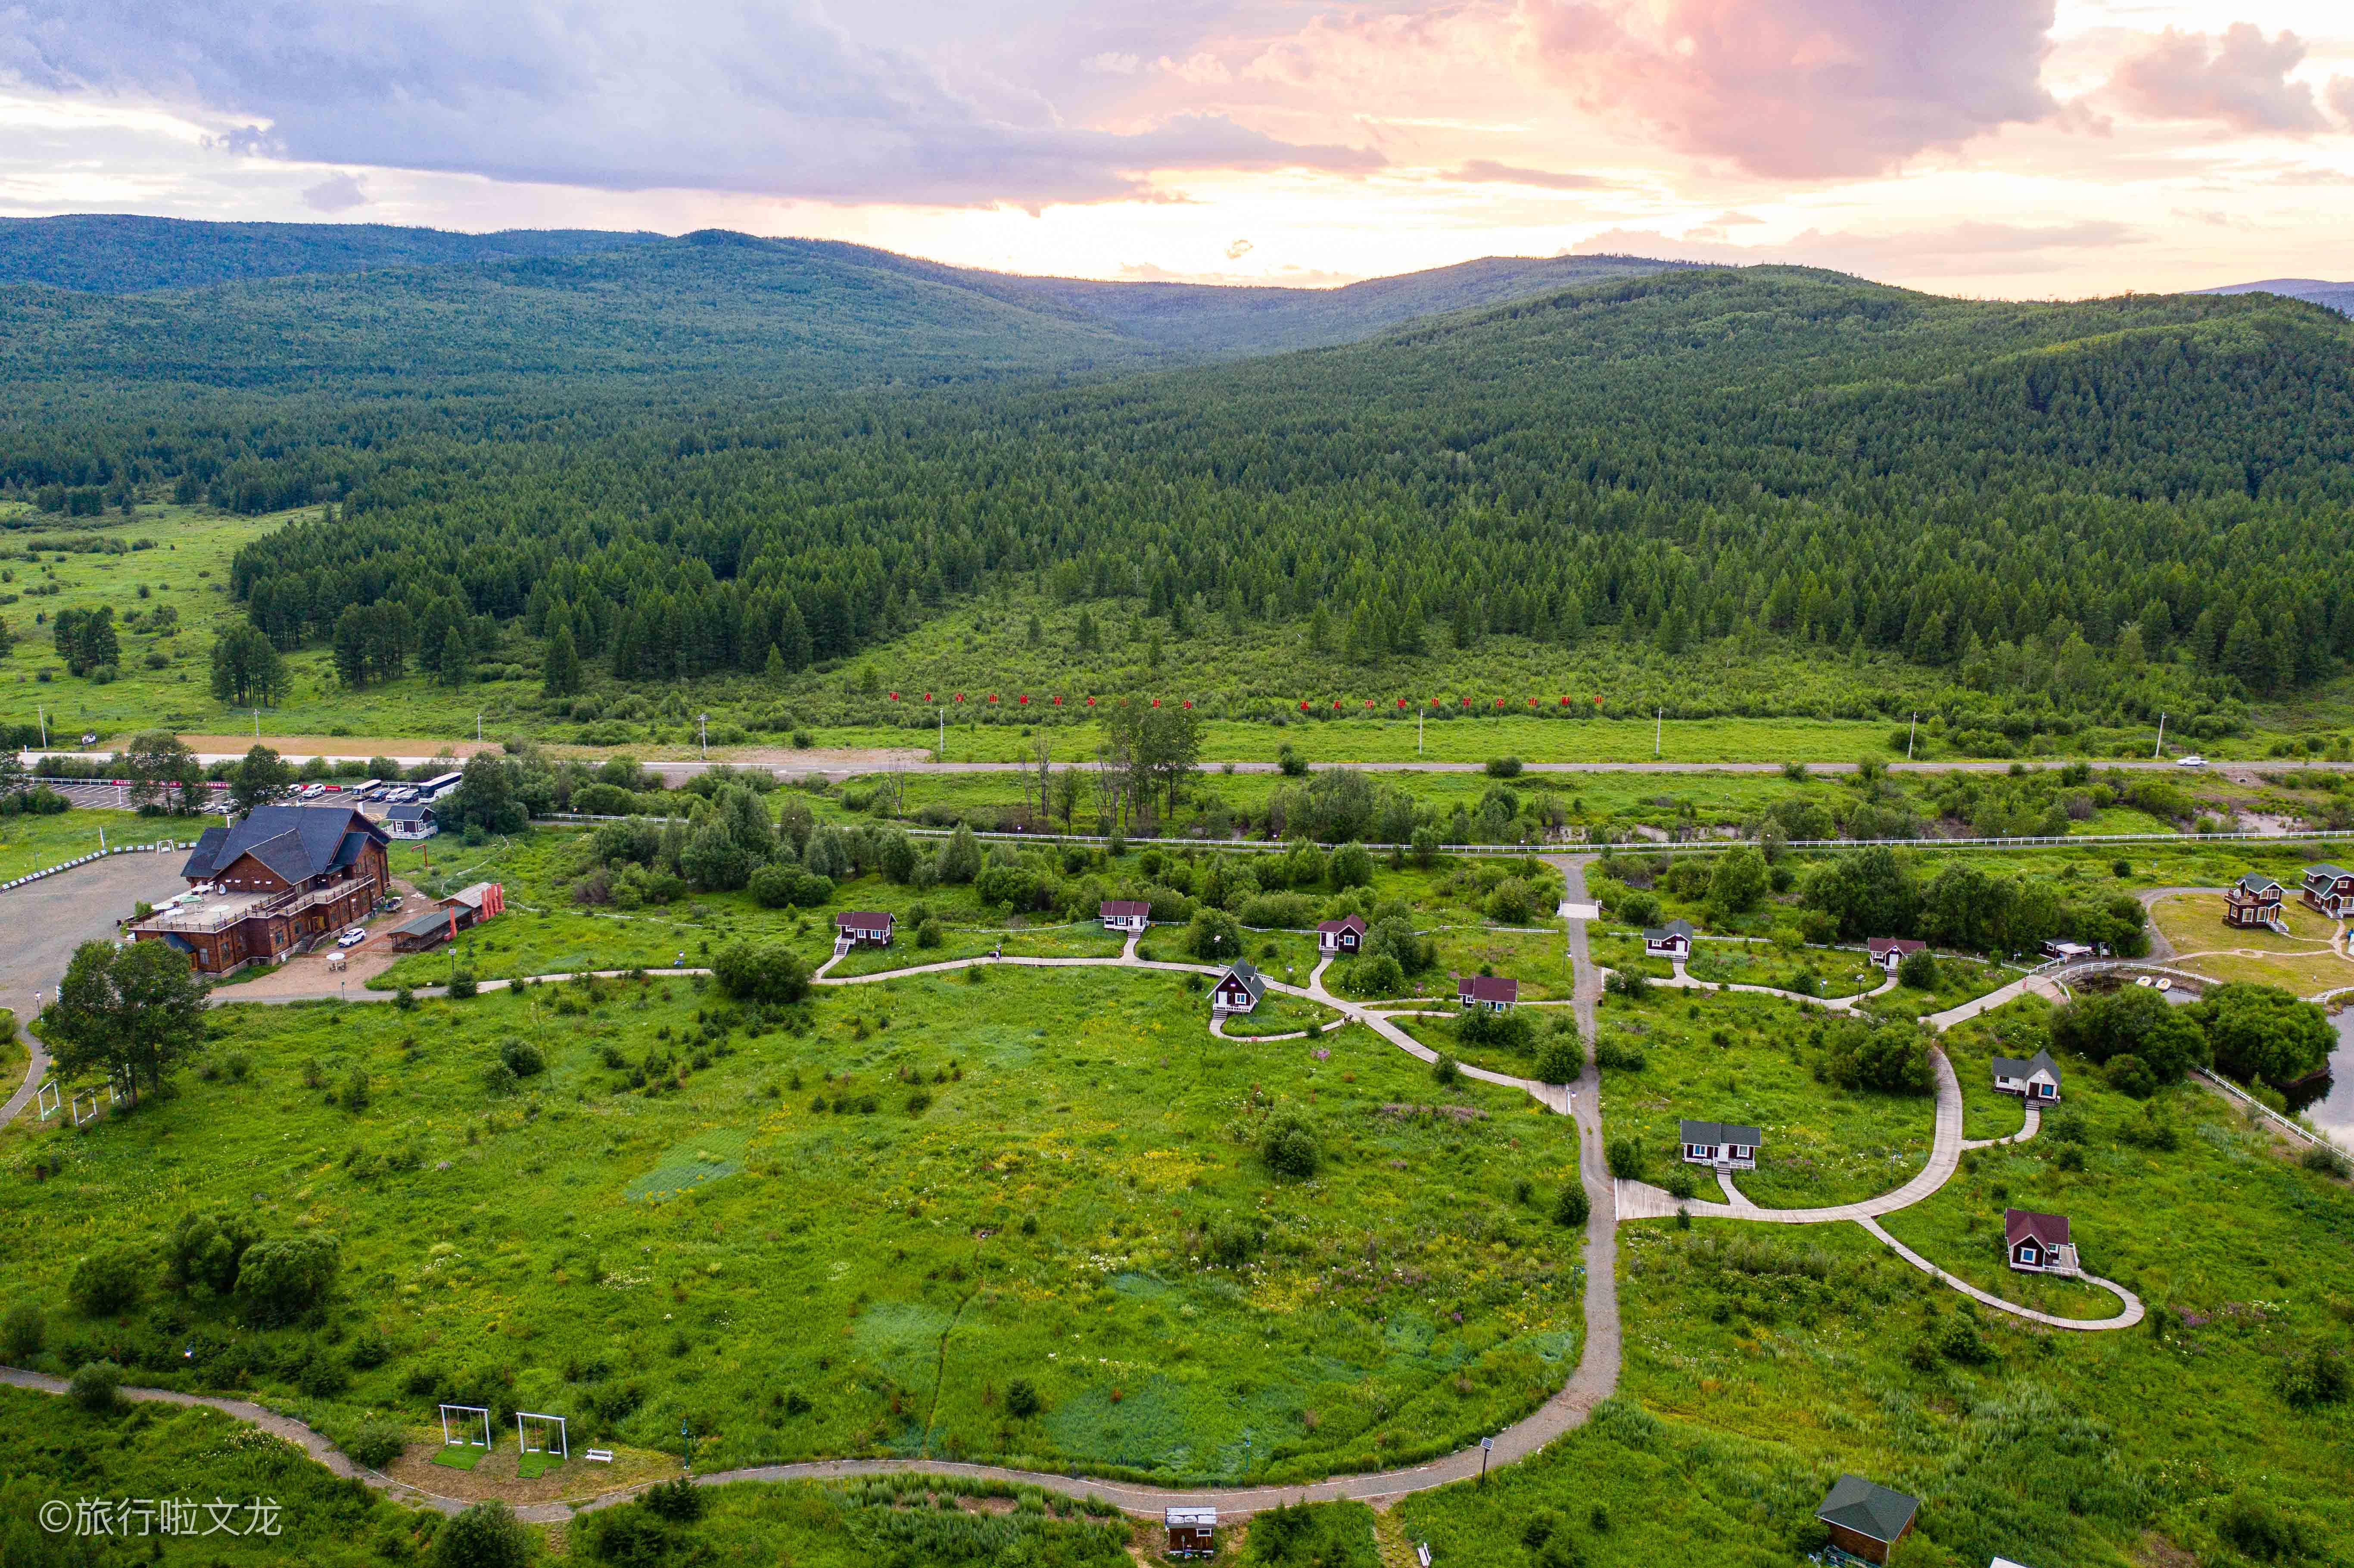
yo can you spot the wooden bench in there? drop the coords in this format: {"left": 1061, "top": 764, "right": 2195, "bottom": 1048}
{"left": 584, "top": 1449, "right": 614, "bottom": 1463}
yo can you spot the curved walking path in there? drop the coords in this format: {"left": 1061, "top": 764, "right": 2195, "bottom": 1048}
{"left": 1853, "top": 1218, "right": 2143, "bottom": 1331}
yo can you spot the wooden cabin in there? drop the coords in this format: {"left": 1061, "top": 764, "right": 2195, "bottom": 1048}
{"left": 835, "top": 910, "right": 894, "bottom": 948}
{"left": 1679, "top": 1119, "right": 1761, "bottom": 1170}
{"left": 2005, "top": 1208, "right": 2080, "bottom": 1275}
{"left": 2224, "top": 874, "right": 2286, "bottom": 930}
{"left": 1643, "top": 919, "right": 1694, "bottom": 959}
{"left": 1164, "top": 1507, "right": 1216, "bottom": 1558}
{"left": 1212, "top": 961, "right": 1267, "bottom": 1014}
{"left": 1814, "top": 1475, "right": 1919, "bottom": 1566}
{"left": 1099, "top": 899, "right": 1151, "bottom": 933}
{"left": 2301, "top": 863, "right": 2354, "bottom": 918}
{"left": 1317, "top": 914, "right": 1367, "bottom": 954}
{"left": 1865, "top": 937, "right": 1925, "bottom": 974}
{"left": 1991, "top": 1048, "right": 2062, "bottom": 1104}
{"left": 1457, "top": 973, "right": 1518, "bottom": 1012}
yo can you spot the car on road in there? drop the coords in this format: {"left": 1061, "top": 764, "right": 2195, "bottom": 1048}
{"left": 2176, "top": 754, "right": 2206, "bottom": 768}
{"left": 336, "top": 927, "right": 368, "bottom": 948}
{"left": 299, "top": 782, "right": 327, "bottom": 799}
{"left": 79, "top": 731, "right": 97, "bottom": 746}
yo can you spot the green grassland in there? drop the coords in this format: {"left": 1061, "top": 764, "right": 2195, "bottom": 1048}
{"left": 0, "top": 806, "right": 208, "bottom": 881}
{"left": 1682, "top": 940, "right": 1881, "bottom": 1000}
{"left": 0, "top": 966, "right": 1582, "bottom": 1484}
{"left": 1596, "top": 989, "right": 1936, "bottom": 1209}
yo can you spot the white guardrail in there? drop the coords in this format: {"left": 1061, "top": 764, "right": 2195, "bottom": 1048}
{"left": 0, "top": 840, "right": 187, "bottom": 894}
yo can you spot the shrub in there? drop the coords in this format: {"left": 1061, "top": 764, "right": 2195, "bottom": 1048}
{"left": 1460, "top": 1008, "right": 1533, "bottom": 1052}
{"left": 1185, "top": 908, "right": 1243, "bottom": 961}
{"left": 167, "top": 1210, "right": 262, "bottom": 1295}
{"left": 1605, "top": 1138, "right": 1645, "bottom": 1181}
{"left": 747, "top": 863, "right": 798, "bottom": 908}
{"left": 67, "top": 1244, "right": 146, "bottom": 1317}
{"left": 1895, "top": 949, "right": 1939, "bottom": 989}
{"left": 1931, "top": 1307, "right": 1995, "bottom": 1366}
{"left": 1239, "top": 892, "right": 1319, "bottom": 929}
{"left": 2217, "top": 1491, "right": 2317, "bottom": 1562}
{"left": 1593, "top": 1036, "right": 1646, "bottom": 1072}
{"left": 447, "top": 970, "right": 478, "bottom": 1000}
{"left": 1353, "top": 953, "right": 1406, "bottom": 997}
{"left": 347, "top": 1419, "right": 408, "bottom": 1470}
{"left": 68, "top": 1360, "right": 121, "bottom": 1413}
{"left": 1432, "top": 1054, "right": 1461, "bottom": 1086}
{"left": 1485, "top": 756, "right": 1523, "bottom": 778}
{"left": 2278, "top": 1343, "right": 2350, "bottom": 1408}
{"left": 2117, "top": 1101, "right": 2180, "bottom": 1151}
{"left": 1005, "top": 1378, "right": 1043, "bottom": 1418}
{"left": 1662, "top": 1167, "right": 1699, "bottom": 1201}
{"left": 394, "top": 986, "right": 416, "bottom": 1011}
{"left": 1820, "top": 1018, "right": 1934, "bottom": 1095}
{"left": 433, "top": 1500, "right": 530, "bottom": 1568}
{"left": 1604, "top": 969, "right": 1650, "bottom": 1000}
{"left": 1261, "top": 1115, "right": 1320, "bottom": 1179}
{"left": 915, "top": 918, "right": 944, "bottom": 949}
{"left": 711, "top": 941, "right": 811, "bottom": 1005}
{"left": 498, "top": 1039, "right": 545, "bottom": 1077}
{"left": 1553, "top": 1183, "right": 1590, "bottom": 1229}
{"left": 1484, "top": 878, "right": 1536, "bottom": 924}
{"left": 3, "top": 1300, "right": 43, "bottom": 1362}
{"left": 1534, "top": 1034, "right": 1583, "bottom": 1084}
{"left": 641, "top": 1478, "right": 707, "bottom": 1523}
{"left": 2103, "top": 1053, "right": 2156, "bottom": 1099}
{"left": 343, "top": 1067, "right": 372, "bottom": 1111}
{"left": 235, "top": 1233, "right": 340, "bottom": 1326}
{"left": 2301, "top": 1142, "right": 2352, "bottom": 1178}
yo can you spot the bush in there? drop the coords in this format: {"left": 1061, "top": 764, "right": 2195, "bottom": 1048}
{"left": 3, "top": 1300, "right": 43, "bottom": 1362}
{"left": 1820, "top": 1018, "right": 1934, "bottom": 1095}
{"left": 1432, "top": 1054, "right": 1461, "bottom": 1087}
{"left": 433, "top": 1500, "right": 530, "bottom": 1568}
{"left": 68, "top": 1360, "right": 121, "bottom": 1413}
{"left": 711, "top": 941, "right": 811, "bottom": 1005}
{"left": 2301, "top": 1142, "right": 2351, "bottom": 1178}
{"left": 447, "top": 970, "right": 478, "bottom": 1000}
{"left": 1261, "top": 1115, "right": 1321, "bottom": 1179}
{"left": 641, "top": 1477, "right": 707, "bottom": 1523}
{"left": 2277, "top": 1343, "right": 2350, "bottom": 1408}
{"left": 747, "top": 863, "right": 798, "bottom": 908}
{"left": 1593, "top": 1036, "right": 1646, "bottom": 1072}
{"left": 1005, "top": 1378, "right": 1043, "bottom": 1418}
{"left": 2218, "top": 1491, "right": 2318, "bottom": 1562}
{"left": 1606, "top": 1138, "right": 1645, "bottom": 1181}
{"left": 1534, "top": 1033, "right": 1583, "bottom": 1084}
{"left": 915, "top": 918, "right": 944, "bottom": 949}
{"left": 1553, "top": 1183, "right": 1590, "bottom": 1228}
{"left": 498, "top": 1038, "right": 545, "bottom": 1077}
{"left": 1604, "top": 968, "right": 1650, "bottom": 999}
{"left": 67, "top": 1244, "right": 147, "bottom": 1317}
{"left": 1239, "top": 892, "right": 1320, "bottom": 929}
{"left": 2103, "top": 1053, "right": 2156, "bottom": 1099}
{"left": 1662, "top": 1166, "right": 1699, "bottom": 1201}
{"left": 1895, "top": 949, "right": 1939, "bottom": 989}
{"left": 1485, "top": 756, "right": 1523, "bottom": 778}
{"left": 1185, "top": 908, "right": 1243, "bottom": 962}
{"left": 347, "top": 1419, "right": 408, "bottom": 1470}
{"left": 1353, "top": 952, "right": 1406, "bottom": 997}
{"left": 1485, "top": 877, "right": 1536, "bottom": 924}
{"left": 167, "top": 1210, "right": 261, "bottom": 1295}
{"left": 235, "top": 1233, "right": 340, "bottom": 1326}
{"left": 1460, "top": 1007, "right": 1533, "bottom": 1052}
{"left": 2117, "top": 1101, "right": 2180, "bottom": 1151}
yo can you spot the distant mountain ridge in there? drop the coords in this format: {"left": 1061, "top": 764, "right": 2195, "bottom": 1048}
{"left": 2195, "top": 278, "right": 2354, "bottom": 315}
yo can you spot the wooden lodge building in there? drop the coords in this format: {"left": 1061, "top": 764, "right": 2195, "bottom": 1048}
{"left": 2301, "top": 863, "right": 2354, "bottom": 918}
{"left": 835, "top": 911, "right": 895, "bottom": 948}
{"left": 1991, "top": 1048, "right": 2062, "bottom": 1104}
{"left": 2224, "top": 874, "right": 2285, "bottom": 930}
{"left": 129, "top": 805, "right": 390, "bottom": 977}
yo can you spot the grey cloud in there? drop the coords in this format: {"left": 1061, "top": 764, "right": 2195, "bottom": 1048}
{"left": 0, "top": 0, "right": 1380, "bottom": 206}
{"left": 2109, "top": 25, "right": 2326, "bottom": 134}
{"left": 300, "top": 172, "right": 368, "bottom": 212}
{"left": 1526, "top": 0, "right": 2058, "bottom": 179}
{"left": 1446, "top": 160, "right": 1616, "bottom": 190}
{"left": 2330, "top": 76, "right": 2354, "bottom": 129}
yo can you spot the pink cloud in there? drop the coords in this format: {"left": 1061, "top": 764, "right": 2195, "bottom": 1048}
{"left": 2109, "top": 24, "right": 2327, "bottom": 134}
{"left": 1567, "top": 218, "right": 2142, "bottom": 280}
{"left": 1447, "top": 160, "right": 1617, "bottom": 190}
{"left": 1522, "top": 0, "right": 2058, "bottom": 178}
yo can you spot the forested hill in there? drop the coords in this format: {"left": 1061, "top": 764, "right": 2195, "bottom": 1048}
{"left": 213, "top": 268, "right": 2354, "bottom": 734}
{"left": 2196, "top": 278, "right": 2354, "bottom": 316}
{"left": 0, "top": 214, "right": 666, "bottom": 294}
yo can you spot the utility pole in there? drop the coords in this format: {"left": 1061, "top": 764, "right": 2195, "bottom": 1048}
{"left": 697, "top": 712, "right": 708, "bottom": 758}
{"left": 1655, "top": 708, "right": 1663, "bottom": 759}
{"left": 1907, "top": 713, "right": 1917, "bottom": 761}
{"left": 36, "top": 706, "right": 45, "bottom": 748}
{"left": 253, "top": 708, "right": 260, "bottom": 740}
{"left": 938, "top": 705, "right": 945, "bottom": 760}
{"left": 2153, "top": 712, "right": 2166, "bottom": 759}
{"left": 1418, "top": 706, "right": 1424, "bottom": 758}
{"left": 476, "top": 712, "right": 484, "bottom": 744}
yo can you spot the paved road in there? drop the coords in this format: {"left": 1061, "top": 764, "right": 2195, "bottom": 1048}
{"left": 0, "top": 850, "right": 187, "bottom": 1121}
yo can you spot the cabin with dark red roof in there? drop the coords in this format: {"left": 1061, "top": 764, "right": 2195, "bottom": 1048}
{"left": 1317, "top": 914, "right": 1366, "bottom": 955}
{"left": 2005, "top": 1208, "right": 2080, "bottom": 1275}
{"left": 835, "top": 910, "right": 894, "bottom": 947}
{"left": 1457, "top": 974, "right": 1517, "bottom": 1012}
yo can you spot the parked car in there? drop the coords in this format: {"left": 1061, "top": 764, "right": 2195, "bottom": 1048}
{"left": 78, "top": 731, "right": 98, "bottom": 746}
{"left": 2176, "top": 754, "right": 2206, "bottom": 768}
{"left": 299, "top": 783, "right": 327, "bottom": 799}
{"left": 336, "top": 927, "right": 368, "bottom": 948}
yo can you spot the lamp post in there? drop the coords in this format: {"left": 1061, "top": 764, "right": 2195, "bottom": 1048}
{"left": 1479, "top": 1434, "right": 1494, "bottom": 1483}
{"left": 681, "top": 1421, "right": 695, "bottom": 1472}
{"left": 698, "top": 713, "right": 709, "bottom": 757}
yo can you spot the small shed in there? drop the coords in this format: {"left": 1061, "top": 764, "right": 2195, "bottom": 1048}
{"left": 1457, "top": 974, "right": 1518, "bottom": 1012}
{"left": 1212, "top": 961, "right": 1267, "bottom": 1014}
{"left": 2005, "top": 1208, "right": 2080, "bottom": 1276}
{"left": 1679, "top": 1119, "right": 1762, "bottom": 1170}
{"left": 1990, "top": 1048, "right": 2061, "bottom": 1103}
{"left": 383, "top": 803, "right": 439, "bottom": 840}
{"left": 835, "top": 910, "right": 894, "bottom": 947}
{"left": 389, "top": 905, "right": 467, "bottom": 952}
{"left": 1317, "top": 914, "right": 1367, "bottom": 954}
{"left": 1164, "top": 1506, "right": 1216, "bottom": 1557}
{"left": 440, "top": 882, "right": 505, "bottom": 922}
{"left": 1643, "top": 919, "right": 1694, "bottom": 959}
{"left": 1815, "top": 1475, "right": 1919, "bottom": 1566}
{"left": 2223, "top": 874, "right": 2285, "bottom": 930}
{"left": 2038, "top": 939, "right": 2094, "bottom": 962}
{"left": 1099, "top": 899, "right": 1151, "bottom": 933}
{"left": 1865, "top": 937, "right": 1926, "bottom": 974}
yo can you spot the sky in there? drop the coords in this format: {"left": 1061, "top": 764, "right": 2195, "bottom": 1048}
{"left": 0, "top": 0, "right": 2349, "bottom": 297}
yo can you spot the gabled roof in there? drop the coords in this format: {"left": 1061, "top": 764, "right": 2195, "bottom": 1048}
{"left": 1165, "top": 1507, "right": 1217, "bottom": 1526}
{"left": 2234, "top": 872, "right": 2282, "bottom": 894}
{"left": 1100, "top": 899, "right": 1151, "bottom": 919}
{"left": 1990, "top": 1048, "right": 2061, "bottom": 1084}
{"left": 2005, "top": 1208, "right": 2071, "bottom": 1249}
{"left": 1866, "top": 937, "right": 1926, "bottom": 955}
{"left": 2305, "top": 863, "right": 2351, "bottom": 881}
{"left": 181, "top": 805, "right": 384, "bottom": 885}
{"left": 1458, "top": 974, "right": 1518, "bottom": 1004}
{"left": 1816, "top": 1475, "right": 1918, "bottom": 1545}
{"left": 392, "top": 908, "right": 456, "bottom": 940}
{"left": 442, "top": 882, "right": 498, "bottom": 911}
{"left": 1644, "top": 918, "right": 1695, "bottom": 942}
{"left": 386, "top": 803, "right": 436, "bottom": 824}
{"left": 1317, "top": 914, "right": 1367, "bottom": 936}
{"left": 1216, "top": 960, "right": 1267, "bottom": 1000}
{"left": 835, "top": 909, "right": 894, "bottom": 928}
{"left": 1679, "top": 1119, "right": 1762, "bottom": 1148}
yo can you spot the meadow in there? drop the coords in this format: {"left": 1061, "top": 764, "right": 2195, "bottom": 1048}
{"left": 0, "top": 805, "right": 206, "bottom": 881}
{"left": 0, "top": 965, "right": 1584, "bottom": 1487}
{"left": 1593, "top": 989, "right": 1937, "bottom": 1209}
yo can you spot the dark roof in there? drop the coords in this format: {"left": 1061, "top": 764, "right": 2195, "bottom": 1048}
{"left": 181, "top": 805, "right": 384, "bottom": 885}
{"left": 1866, "top": 937, "right": 1927, "bottom": 955}
{"left": 2234, "top": 872, "right": 2282, "bottom": 894}
{"left": 1816, "top": 1476, "right": 1919, "bottom": 1545}
{"left": 2306, "top": 863, "right": 2351, "bottom": 880}
{"left": 835, "top": 910, "right": 894, "bottom": 929}
{"left": 1317, "top": 915, "right": 1367, "bottom": 935}
{"left": 392, "top": 908, "right": 456, "bottom": 940}
{"left": 1100, "top": 899, "right": 1150, "bottom": 919}
{"left": 442, "top": 882, "right": 497, "bottom": 910}
{"left": 1990, "top": 1048, "right": 2061, "bottom": 1084}
{"left": 1217, "top": 960, "right": 1267, "bottom": 1001}
{"left": 1458, "top": 974, "right": 1518, "bottom": 1003}
{"left": 1644, "top": 919, "right": 1694, "bottom": 942}
{"left": 1679, "top": 1119, "right": 1763, "bottom": 1148}
{"left": 386, "top": 803, "right": 436, "bottom": 824}
{"left": 2005, "top": 1208, "right": 2071, "bottom": 1249}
